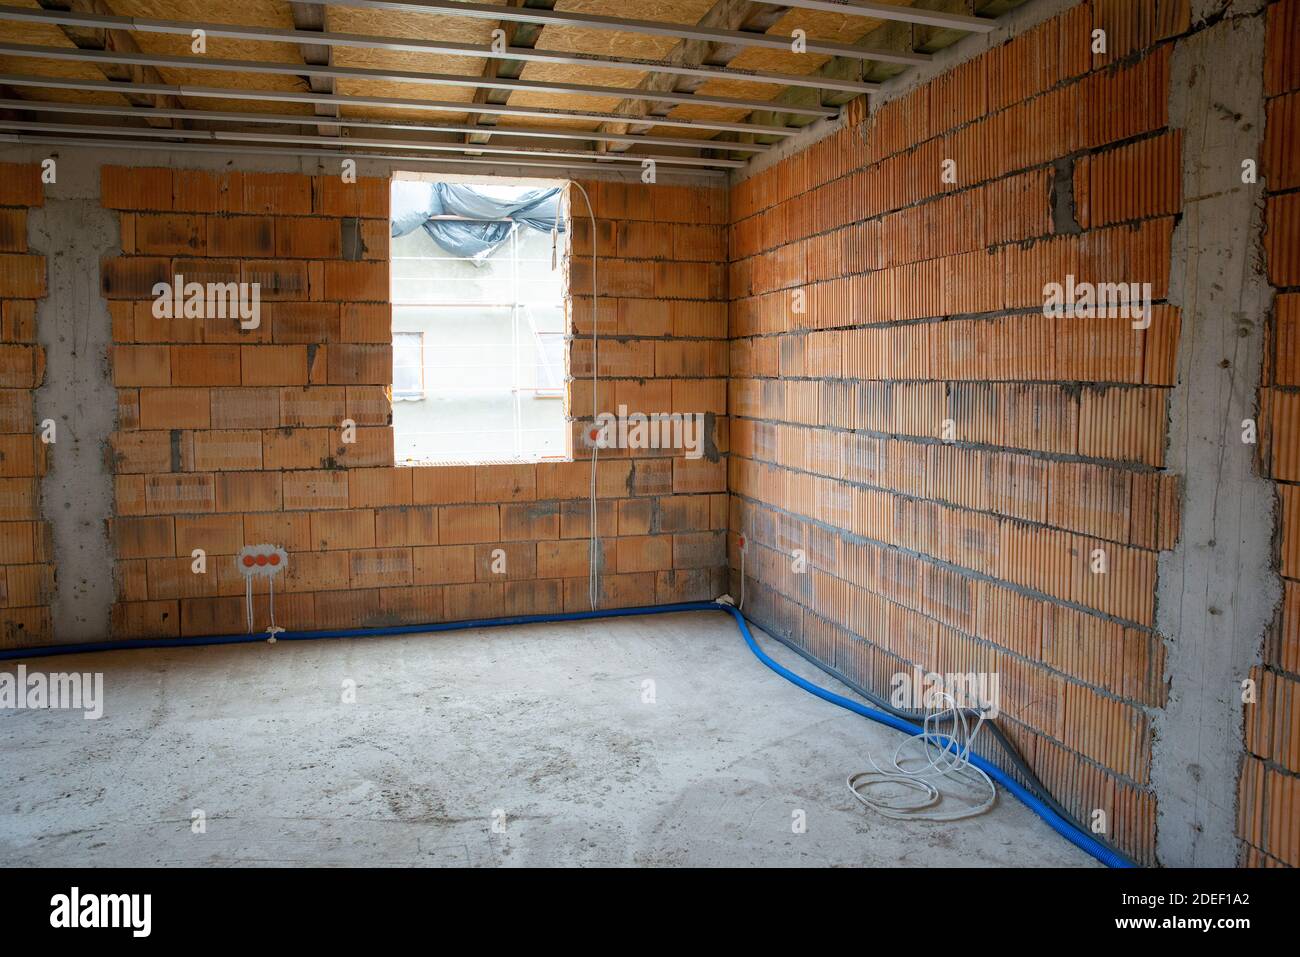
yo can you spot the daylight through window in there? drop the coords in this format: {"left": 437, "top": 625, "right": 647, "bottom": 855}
{"left": 389, "top": 174, "right": 570, "bottom": 465}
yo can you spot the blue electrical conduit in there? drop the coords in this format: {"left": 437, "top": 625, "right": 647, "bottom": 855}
{"left": 0, "top": 599, "right": 1133, "bottom": 868}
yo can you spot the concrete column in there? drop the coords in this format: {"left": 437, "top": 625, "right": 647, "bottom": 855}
{"left": 30, "top": 161, "right": 118, "bottom": 641}
{"left": 1154, "top": 2, "right": 1281, "bottom": 867}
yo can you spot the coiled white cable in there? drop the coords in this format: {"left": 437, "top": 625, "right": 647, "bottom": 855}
{"left": 847, "top": 690, "right": 997, "bottom": 822}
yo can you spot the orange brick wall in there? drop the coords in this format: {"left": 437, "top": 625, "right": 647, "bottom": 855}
{"left": 101, "top": 168, "right": 727, "bottom": 640}
{"left": 1240, "top": 0, "right": 1300, "bottom": 868}
{"left": 726, "top": 3, "right": 1190, "bottom": 865}
{"left": 0, "top": 163, "right": 48, "bottom": 648}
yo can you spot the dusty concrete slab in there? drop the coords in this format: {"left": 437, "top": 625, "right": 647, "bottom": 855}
{"left": 0, "top": 612, "right": 1096, "bottom": 867}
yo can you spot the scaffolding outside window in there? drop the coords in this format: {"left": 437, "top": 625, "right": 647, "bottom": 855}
{"left": 390, "top": 176, "right": 570, "bottom": 466}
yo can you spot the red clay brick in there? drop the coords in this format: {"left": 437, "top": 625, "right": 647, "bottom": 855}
{"left": 101, "top": 167, "right": 173, "bottom": 211}
{"left": 0, "top": 163, "right": 42, "bottom": 208}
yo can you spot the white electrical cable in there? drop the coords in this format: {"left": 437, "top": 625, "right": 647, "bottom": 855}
{"left": 847, "top": 689, "right": 997, "bottom": 822}
{"left": 244, "top": 575, "right": 281, "bottom": 637}
{"left": 565, "top": 181, "right": 599, "bottom": 611}
{"left": 737, "top": 535, "right": 746, "bottom": 612}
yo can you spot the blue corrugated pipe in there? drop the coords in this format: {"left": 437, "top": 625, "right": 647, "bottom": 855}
{"left": 0, "top": 599, "right": 1132, "bottom": 868}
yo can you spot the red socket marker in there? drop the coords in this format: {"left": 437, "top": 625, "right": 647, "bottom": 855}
{"left": 237, "top": 544, "right": 288, "bottom": 579}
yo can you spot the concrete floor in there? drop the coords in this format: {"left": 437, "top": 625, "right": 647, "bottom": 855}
{"left": 0, "top": 611, "right": 1095, "bottom": 867}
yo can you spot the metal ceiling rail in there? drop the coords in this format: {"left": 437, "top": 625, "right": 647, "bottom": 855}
{"left": 0, "top": 119, "right": 745, "bottom": 168}
{"left": 0, "top": 4, "right": 879, "bottom": 96}
{"left": 754, "top": 0, "right": 998, "bottom": 32}
{"left": 0, "top": 73, "right": 800, "bottom": 136}
{"left": 0, "top": 132, "right": 728, "bottom": 176}
{"left": 0, "top": 98, "right": 772, "bottom": 153}
{"left": 0, "top": 42, "right": 838, "bottom": 118}
{"left": 320, "top": 0, "right": 932, "bottom": 65}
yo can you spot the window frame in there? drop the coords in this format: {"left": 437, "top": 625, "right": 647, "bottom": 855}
{"left": 388, "top": 172, "right": 573, "bottom": 466}
{"left": 392, "top": 329, "right": 426, "bottom": 402}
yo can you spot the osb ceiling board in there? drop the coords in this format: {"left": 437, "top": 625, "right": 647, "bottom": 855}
{"left": 105, "top": 1, "right": 306, "bottom": 100}
{"left": 327, "top": 6, "right": 495, "bottom": 77}
{"left": 0, "top": 14, "right": 75, "bottom": 55}
{"left": 525, "top": 0, "right": 895, "bottom": 139}
{"left": 338, "top": 104, "right": 476, "bottom": 124}
{"left": 0, "top": 15, "right": 134, "bottom": 107}
{"left": 494, "top": 115, "right": 604, "bottom": 133}
{"left": 4, "top": 0, "right": 53, "bottom": 23}
{"left": 686, "top": 74, "right": 790, "bottom": 104}
{"left": 334, "top": 77, "right": 481, "bottom": 104}
{"left": 190, "top": 96, "right": 317, "bottom": 115}
{"left": 565, "top": 0, "right": 719, "bottom": 30}
{"left": 0, "top": 0, "right": 942, "bottom": 162}
{"left": 656, "top": 102, "right": 753, "bottom": 125}
{"left": 527, "top": 23, "right": 675, "bottom": 64}
{"left": 327, "top": 5, "right": 505, "bottom": 44}
{"left": 724, "top": 4, "right": 902, "bottom": 74}
{"left": 640, "top": 122, "right": 736, "bottom": 140}
{"left": 514, "top": 59, "right": 651, "bottom": 94}
{"left": 528, "top": 0, "right": 719, "bottom": 62}
{"left": 330, "top": 47, "right": 489, "bottom": 82}
{"left": 765, "top": 0, "right": 917, "bottom": 40}
{"left": 517, "top": 0, "right": 757, "bottom": 136}
{"left": 146, "top": 63, "right": 306, "bottom": 92}
{"left": 504, "top": 89, "right": 630, "bottom": 115}
{"left": 0, "top": 76, "right": 131, "bottom": 110}
{"left": 112, "top": 2, "right": 496, "bottom": 106}
{"left": 112, "top": 0, "right": 293, "bottom": 27}
{"left": 119, "top": 32, "right": 306, "bottom": 71}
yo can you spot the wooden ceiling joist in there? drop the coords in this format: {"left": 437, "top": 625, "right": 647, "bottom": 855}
{"left": 289, "top": 1, "right": 339, "bottom": 137}
{"left": 32, "top": 0, "right": 180, "bottom": 127}
{"left": 466, "top": 0, "right": 540, "bottom": 149}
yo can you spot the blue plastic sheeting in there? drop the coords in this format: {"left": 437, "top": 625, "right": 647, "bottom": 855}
{"left": 390, "top": 180, "right": 564, "bottom": 262}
